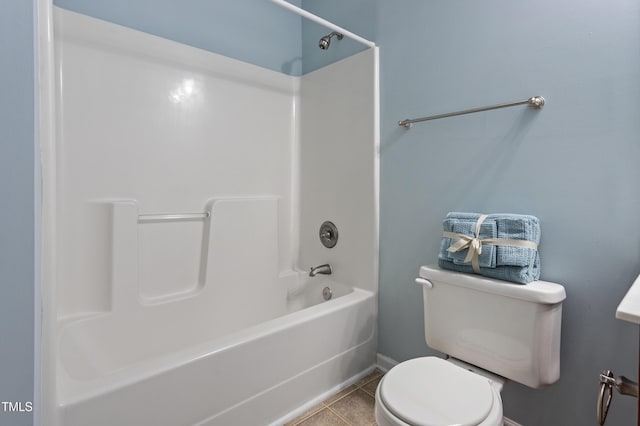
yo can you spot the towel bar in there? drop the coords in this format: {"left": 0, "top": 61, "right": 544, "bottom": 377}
{"left": 398, "top": 96, "right": 545, "bottom": 129}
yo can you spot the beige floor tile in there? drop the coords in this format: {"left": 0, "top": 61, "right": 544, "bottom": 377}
{"left": 322, "top": 385, "right": 357, "bottom": 406}
{"left": 295, "top": 408, "right": 350, "bottom": 426}
{"left": 360, "top": 375, "right": 382, "bottom": 397}
{"left": 354, "top": 369, "right": 383, "bottom": 388}
{"left": 284, "top": 403, "right": 325, "bottom": 426}
{"left": 327, "top": 389, "right": 376, "bottom": 426}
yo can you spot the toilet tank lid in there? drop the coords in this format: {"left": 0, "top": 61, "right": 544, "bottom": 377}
{"left": 420, "top": 265, "right": 566, "bottom": 304}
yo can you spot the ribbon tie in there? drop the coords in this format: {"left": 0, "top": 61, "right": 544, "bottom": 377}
{"left": 445, "top": 214, "right": 489, "bottom": 273}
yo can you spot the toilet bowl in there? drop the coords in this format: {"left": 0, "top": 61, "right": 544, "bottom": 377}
{"left": 375, "top": 357, "right": 504, "bottom": 426}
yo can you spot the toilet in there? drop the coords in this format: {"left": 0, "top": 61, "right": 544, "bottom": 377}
{"left": 375, "top": 265, "right": 566, "bottom": 426}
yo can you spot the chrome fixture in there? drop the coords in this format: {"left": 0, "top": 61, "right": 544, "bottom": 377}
{"left": 319, "top": 221, "right": 338, "bottom": 248}
{"left": 597, "top": 370, "right": 638, "bottom": 424}
{"left": 398, "top": 96, "right": 545, "bottom": 129}
{"left": 309, "top": 264, "right": 332, "bottom": 277}
{"left": 319, "top": 31, "right": 343, "bottom": 50}
{"left": 322, "top": 286, "right": 333, "bottom": 300}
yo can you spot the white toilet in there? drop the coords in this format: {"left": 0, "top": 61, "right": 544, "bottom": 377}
{"left": 375, "top": 265, "right": 566, "bottom": 426}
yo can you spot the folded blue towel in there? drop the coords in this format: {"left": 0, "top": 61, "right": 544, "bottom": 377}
{"left": 495, "top": 216, "right": 540, "bottom": 267}
{"left": 437, "top": 212, "right": 541, "bottom": 284}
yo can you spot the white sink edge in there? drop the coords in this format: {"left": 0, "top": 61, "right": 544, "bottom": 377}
{"left": 616, "top": 273, "right": 640, "bottom": 324}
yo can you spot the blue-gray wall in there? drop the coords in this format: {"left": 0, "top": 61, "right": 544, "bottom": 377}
{"left": 0, "top": 1, "right": 36, "bottom": 426}
{"left": 53, "top": 0, "right": 303, "bottom": 76}
{"left": 15, "top": 1, "right": 640, "bottom": 425}
{"left": 304, "top": 1, "right": 640, "bottom": 425}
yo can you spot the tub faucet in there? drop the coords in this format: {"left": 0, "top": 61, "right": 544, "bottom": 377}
{"left": 309, "top": 264, "right": 332, "bottom": 277}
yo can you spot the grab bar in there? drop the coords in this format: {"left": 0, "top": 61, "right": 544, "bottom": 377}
{"left": 398, "top": 96, "right": 545, "bottom": 129}
{"left": 138, "top": 212, "right": 210, "bottom": 223}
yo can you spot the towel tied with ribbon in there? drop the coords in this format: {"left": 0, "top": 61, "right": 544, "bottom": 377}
{"left": 438, "top": 212, "right": 541, "bottom": 284}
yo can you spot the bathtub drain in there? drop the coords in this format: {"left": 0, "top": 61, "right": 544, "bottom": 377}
{"left": 322, "top": 286, "right": 333, "bottom": 301}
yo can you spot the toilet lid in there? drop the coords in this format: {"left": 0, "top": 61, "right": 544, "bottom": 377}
{"left": 380, "top": 357, "right": 495, "bottom": 426}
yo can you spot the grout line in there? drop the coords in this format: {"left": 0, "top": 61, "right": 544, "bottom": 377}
{"left": 274, "top": 365, "right": 379, "bottom": 425}
{"left": 355, "top": 370, "right": 382, "bottom": 396}
{"left": 360, "top": 386, "right": 376, "bottom": 398}
{"left": 356, "top": 370, "right": 382, "bottom": 387}
{"left": 289, "top": 405, "right": 323, "bottom": 426}
{"left": 322, "top": 386, "right": 357, "bottom": 407}
{"left": 325, "top": 405, "right": 353, "bottom": 426}
{"left": 289, "top": 400, "right": 330, "bottom": 425}
{"left": 293, "top": 370, "right": 384, "bottom": 426}
{"left": 326, "top": 384, "right": 379, "bottom": 426}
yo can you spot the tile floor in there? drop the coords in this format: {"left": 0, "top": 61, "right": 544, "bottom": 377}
{"left": 284, "top": 369, "right": 384, "bottom": 426}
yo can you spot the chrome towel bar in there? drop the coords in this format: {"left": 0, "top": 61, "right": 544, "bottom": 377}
{"left": 398, "top": 96, "right": 545, "bottom": 129}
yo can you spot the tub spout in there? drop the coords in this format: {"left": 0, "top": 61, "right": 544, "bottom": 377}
{"left": 309, "top": 264, "right": 332, "bottom": 277}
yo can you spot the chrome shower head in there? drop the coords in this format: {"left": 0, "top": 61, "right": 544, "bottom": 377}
{"left": 318, "top": 31, "right": 344, "bottom": 50}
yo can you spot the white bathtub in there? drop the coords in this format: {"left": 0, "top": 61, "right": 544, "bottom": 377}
{"left": 57, "top": 277, "right": 376, "bottom": 426}
{"left": 47, "top": 9, "right": 379, "bottom": 425}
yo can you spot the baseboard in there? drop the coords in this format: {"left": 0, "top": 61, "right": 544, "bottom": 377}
{"left": 376, "top": 353, "right": 522, "bottom": 426}
{"left": 375, "top": 353, "right": 399, "bottom": 372}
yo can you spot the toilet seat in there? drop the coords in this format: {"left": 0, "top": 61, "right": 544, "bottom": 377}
{"left": 377, "top": 357, "right": 501, "bottom": 426}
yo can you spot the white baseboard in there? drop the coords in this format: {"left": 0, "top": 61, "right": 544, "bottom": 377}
{"left": 376, "top": 353, "right": 522, "bottom": 426}
{"left": 376, "top": 352, "right": 399, "bottom": 372}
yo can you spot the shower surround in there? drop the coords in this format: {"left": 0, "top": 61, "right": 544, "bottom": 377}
{"left": 44, "top": 8, "right": 379, "bottom": 426}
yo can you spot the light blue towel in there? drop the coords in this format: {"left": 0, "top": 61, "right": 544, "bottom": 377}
{"left": 495, "top": 216, "right": 540, "bottom": 267}
{"left": 437, "top": 212, "right": 541, "bottom": 284}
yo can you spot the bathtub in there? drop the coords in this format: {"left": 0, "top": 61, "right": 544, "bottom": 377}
{"left": 57, "top": 276, "right": 376, "bottom": 426}
{"left": 48, "top": 9, "right": 379, "bottom": 425}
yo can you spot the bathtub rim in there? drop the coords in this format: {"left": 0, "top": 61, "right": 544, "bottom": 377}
{"left": 57, "top": 287, "right": 374, "bottom": 407}
{"left": 55, "top": 276, "right": 357, "bottom": 386}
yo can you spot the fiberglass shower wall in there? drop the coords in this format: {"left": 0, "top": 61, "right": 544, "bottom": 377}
{"left": 55, "top": 8, "right": 378, "bottom": 325}
{"left": 49, "top": 7, "right": 378, "bottom": 423}
{"left": 298, "top": 49, "right": 379, "bottom": 292}
{"left": 54, "top": 8, "right": 300, "bottom": 322}
{"left": 52, "top": 2, "right": 379, "bottom": 407}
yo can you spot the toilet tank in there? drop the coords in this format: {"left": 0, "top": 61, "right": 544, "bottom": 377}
{"left": 419, "top": 265, "right": 566, "bottom": 388}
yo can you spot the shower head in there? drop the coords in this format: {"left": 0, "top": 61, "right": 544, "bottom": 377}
{"left": 318, "top": 31, "right": 344, "bottom": 50}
